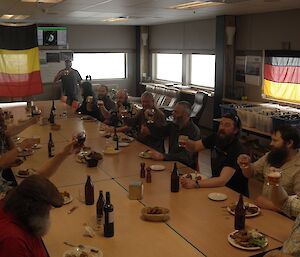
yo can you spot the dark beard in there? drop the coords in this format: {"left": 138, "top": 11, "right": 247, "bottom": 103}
{"left": 267, "top": 147, "right": 289, "bottom": 168}
{"left": 215, "top": 133, "right": 235, "bottom": 149}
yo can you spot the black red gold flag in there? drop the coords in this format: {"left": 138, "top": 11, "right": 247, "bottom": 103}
{"left": 0, "top": 24, "right": 43, "bottom": 97}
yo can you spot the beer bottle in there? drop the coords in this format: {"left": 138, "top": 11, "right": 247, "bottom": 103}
{"left": 146, "top": 167, "right": 152, "bottom": 183}
{"left": 48, "top": 132, "right": 55, "bottom": 158}
{"left": 140, "top": 162, "right": 146, "bottom": 178}
{"left": 85, "top": 175, "right": 94, "bottom": 205}
{"left": 96, "top": 190, "right": 104, "bottom": 225}
{"left": 51, "top": 100, "right": 56, "bottom": 113}
{"left": 49, "top": 110, "right": 55, "bottom": 124}
{"left": 171, "top": 162, "right": 179, "bottom": 192}
{"left": 234, "top": 194, "right": 246, "bottom": 230}
{"left": 104, "top": 192, "right": 114, "bottom": 237}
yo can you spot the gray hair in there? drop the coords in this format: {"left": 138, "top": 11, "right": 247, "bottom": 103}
{"left": 141, "top": 91, "right": 154, "bottom": 101}
{"left": 176, "top": 101, "right": 192, "bottom": 116}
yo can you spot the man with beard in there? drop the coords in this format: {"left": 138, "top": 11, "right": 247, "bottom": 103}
{"left": 114, "top": 91, "right": 166, "bottom": 152}
{"left": 0, "top": 175, "right": 63, "bottom": 257}
{"left": 237, "top": 125, "right": 300, "bottom": 210}
{"left": 181, "top": 113, "right": 248, "bottom": 196}
{"left": 148, "top": 101, "right": 200, "bottom": 168}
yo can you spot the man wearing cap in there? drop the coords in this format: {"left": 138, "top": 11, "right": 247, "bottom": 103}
{"left": 0, "top": 139, "right": 80, "bottom": 256}
{"left": 181, "top": 113, "right": 249, "bottom": 196}
{"left": 0, "top": 175, "right": 63, "bottom": 257}
{"left": 54, "top": 59, "right": 82, "bottom": 106}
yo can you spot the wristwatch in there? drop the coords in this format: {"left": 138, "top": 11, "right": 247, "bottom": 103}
{"left": 195, "top": 180, "right": 200, "bottom": 188}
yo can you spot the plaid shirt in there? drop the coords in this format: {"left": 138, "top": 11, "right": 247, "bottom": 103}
{"left": 281, "top": 196, "right": 300, "bottom": 256}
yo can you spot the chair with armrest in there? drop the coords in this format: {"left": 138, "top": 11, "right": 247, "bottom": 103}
{"left": 190, "top": 91, "right": 208, "bottom": 124}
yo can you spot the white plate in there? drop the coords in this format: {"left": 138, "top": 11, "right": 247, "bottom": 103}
{"left": 150, "top": 165, "right": 165, "bottom": 171}
{"left": 16, "top": 169, "right": 36, "bottom": 178}
{"left": 181, "top": 173, "right": 204, "bottom": 181}
{"left": 119, "top": 142, "right": 129, "bottom": 147}
{"left": 228, "top": 230, "right": 268, "bottom": 251}
{"left": 60, "top": 192, "right": 73, "bottom": 205}
{"left": 32, "top": 144, "right": 42, "bottom": 149}
{"left": 227, "top": 202, "right": 261, "bottom": 218}
{"left": 208, "top": 192, "right": 228, "bottom": 201}
{"left": 139, "top": 151, "right": 151, "bottom": 159}
{"left": 62, "top": 246, "right": 103, "bottom": 257}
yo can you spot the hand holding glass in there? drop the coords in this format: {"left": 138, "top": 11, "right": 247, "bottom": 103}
{"left": 237, "top": 154, "right": 251, "bottom": 169}
{"left": 145, "top": 109, "right": 155, "bottom": 124}
{"left": 266, "top": 167, "right": 281, "bottom": 186}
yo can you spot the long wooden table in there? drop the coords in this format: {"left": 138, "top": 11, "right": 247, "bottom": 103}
{"left": 5, "top": 100, "right": 294, "bottom": 257}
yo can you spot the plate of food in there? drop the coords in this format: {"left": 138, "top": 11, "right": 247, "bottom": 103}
{"left": 139, "top": 150, "right": 151, "bottom": 159}
{"left": 208, "top": 192, "right": 228, "bottom": 201}
{"left": 181, "top": 173, "right": 203, "bottom": 181}
{"left": 10, "top": 158, "right": 24, "bottom": 167}
{"left": 119, "top": 142, "right": 129, "bottom": 147}
{"left": 63, "top": 246, "right": 103, "bottom": 257}
{"left": 150, "top": 165, "right": 165, "bottom": 171}
{"left": 228, "top": 229, "right": 268, "bottom": 250}
{"left": 103, "top": 147, "right": 121, "bottom": 155}
{"left": 141, "top": 206, "right": 170, "bottom": 222}
{"left": 60, "top": 191, "right": 73, "bottom": 205}
{"left": 32, "top": 144, "right": 42, "bottom": 149}
{"left": 16, "top": 169, "right": 36, "bottom": 178}
{"left": 120, "top": 136, "right": 134, "bottom": 143}
{"left": 227, "top": 202, "right": 260, "bottom": 217}
{"left": 17, "top": 148, "right": 34, "bottom": 157}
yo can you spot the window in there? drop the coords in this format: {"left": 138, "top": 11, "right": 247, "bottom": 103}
{"left": 155, "top": 53, "right": 182, "bottom": 82}
{"left": 72, "top": 53, "right": 126, "bottom": 80}
{"left": 191, "top": 54, "right": 215, "bottom": 88}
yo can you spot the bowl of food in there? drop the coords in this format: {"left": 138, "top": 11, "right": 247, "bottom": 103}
{"left": 227, "top": 202, "right": 260, "bottom": 217}
{"left": 141, "top": 206, "right": 170, "bottom": 222}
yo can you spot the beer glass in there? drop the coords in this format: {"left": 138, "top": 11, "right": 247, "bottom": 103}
{"left": 266, "top": 167, "right": 281, "bottom": 186}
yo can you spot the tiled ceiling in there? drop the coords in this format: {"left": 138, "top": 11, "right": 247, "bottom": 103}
{"left": 0, "top": 0, "right": 300, "bottom": 25}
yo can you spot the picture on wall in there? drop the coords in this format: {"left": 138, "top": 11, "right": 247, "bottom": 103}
{"left": 245, "top": 56, "right": 261, "bottom": 86}
{"left": 235, "top": 56, "right": 246, "bottom": 82}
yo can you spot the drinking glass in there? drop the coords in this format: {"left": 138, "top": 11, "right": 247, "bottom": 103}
{"left": 178, "top": 135, "right": 189, "bottom": 147}
{"left": 266, "top": 167, "right": 281, "bottom": 186}
{"left": 146, "top": 109, "right": 155, "bottom": 124}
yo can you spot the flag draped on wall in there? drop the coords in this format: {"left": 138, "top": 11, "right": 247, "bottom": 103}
{"left": 0, "top": 24, "right": 43, "bottom": 97}
{"left": 264, "top": 50, "right": 300, "bottom": 103}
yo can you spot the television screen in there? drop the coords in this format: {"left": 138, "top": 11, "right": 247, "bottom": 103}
{"left": 38, "top": 27, "right": 67, "bottom": 46}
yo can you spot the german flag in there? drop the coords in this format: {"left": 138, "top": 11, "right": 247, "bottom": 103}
{"left": 264, "top": 50, "right": 300, "bottom": 103}
{"left": 0, "top": 24, "right": 42, "bottom": 97}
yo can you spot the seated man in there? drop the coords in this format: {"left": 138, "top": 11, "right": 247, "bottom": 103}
{"left": 0, "top": 175, "right": 63, "bottom": 257}
{"left": 100, "top": 89, "right": 135, "bottom": 125}
{"left": 263, "top": 183, "right": 300, "bottom": 257}
{"left": 237, "top": 125, "right": 300, "bottom": 210}
{"left": 96, "top": 84, "right": 115, "bottom": 121}
{"left": 115, "top": 91, "right": 166, "bottom": 152}
{"left": 149, "top": 101, "right": 201, "bottom": 169}
{"left": 181, "top": 113, "right": 249, "bottom": 196}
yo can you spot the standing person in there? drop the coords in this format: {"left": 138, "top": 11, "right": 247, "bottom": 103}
{"left": 148, "top": 101, "right": 201, "bottom": 169}
{"left": 54, "top": 59, "right": 82, "bottom": 106}
{"left": 237, "top": 125, "right": 300, "bottom": 210}
{"left": 181, "top": 113, "right": 249, "bottom": 196}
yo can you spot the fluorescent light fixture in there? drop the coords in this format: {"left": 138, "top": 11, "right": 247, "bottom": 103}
{"left": 170, "top": 1, "right": 222, "bottom": 9}
{"left": 0, "top": 14, "right": 30, "bottom": 20}
{"left": 1, "top": 14, "right": 14, "bottom": 19}
{"left": 103, "top": 17, "right": 129, "bottom": 22}
{"left": 21, "top": 0, "right": 64, "bottom": 3}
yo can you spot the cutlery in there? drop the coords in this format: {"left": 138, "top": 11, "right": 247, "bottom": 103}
{"left": 63, "top": 242, "right": 99, "bottom": 253}
{"left": 67, "top": 206, "right": 78, "bottom": 214}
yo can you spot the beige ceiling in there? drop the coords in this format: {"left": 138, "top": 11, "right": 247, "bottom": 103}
{"left": 1, "top": 0, "right": 300, "bottom": 25}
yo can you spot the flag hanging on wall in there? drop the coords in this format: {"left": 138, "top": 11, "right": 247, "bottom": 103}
{"left": 0, "top": 24, "right": 43, "bottom": 97}
{"left": 264, "top": 50, "right": 300, "bottom": 103}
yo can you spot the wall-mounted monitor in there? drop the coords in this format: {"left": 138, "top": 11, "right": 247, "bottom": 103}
{"left": 37, "top": 26, "right": 67, "bottom": 46}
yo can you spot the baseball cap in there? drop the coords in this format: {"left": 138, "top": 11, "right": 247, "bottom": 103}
{"left": 16, "top": 175, "right": 63, "bottom": 208}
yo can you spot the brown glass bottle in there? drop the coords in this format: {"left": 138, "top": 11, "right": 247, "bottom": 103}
{"left": 146, "top": 167, "right": 152, "bottom": 183}
{"left": 234, "top": 194, "right": 246, "bottom": 230}
{"left": 96, "top": 190, "right": 104, "bottom": 224}
{"left": 49, "top": 110, "right": 55, "bottom": 124}
{"left": 48, "top": 132, "right": 54, "bottom": 158}
{"left": 171, "top": 162, "right": 179, "bottom": 192}
{"left": 85, "top": 175, "right": 94, "bottom": 205}
{"left": 140, "top": 162, "right": 146, "bottom": 178}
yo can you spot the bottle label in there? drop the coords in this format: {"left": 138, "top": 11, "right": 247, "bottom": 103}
{"left": 51, "top": 146, "right": 55, "bottom": 156}
{"left": 108, "top": 211, "right": 114, "bottom": 223}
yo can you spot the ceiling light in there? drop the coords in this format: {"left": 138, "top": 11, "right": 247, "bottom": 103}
{"left": 21, "top": 0, "right": 64, "bottom": 3}
{"left": 103, "top": 17, "right": 129, "bottom": 22}
{"left": 170, "top": 1, "right": 222, "bottom": 9}
{"left": 1, "top": 14, "right": 14, "bottom": 19}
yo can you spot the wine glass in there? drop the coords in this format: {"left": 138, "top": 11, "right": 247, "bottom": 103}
{"left": 74, "top": 131, "right": 86, "bottom": 148}
{"left": 146, "top": 109, "right": 155, "bottom": 124}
